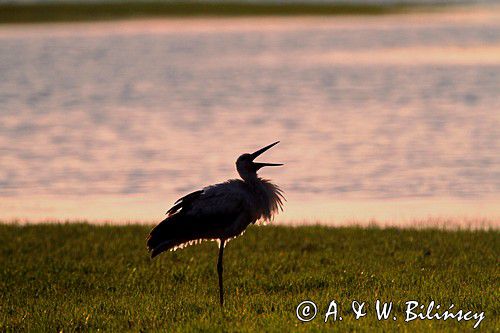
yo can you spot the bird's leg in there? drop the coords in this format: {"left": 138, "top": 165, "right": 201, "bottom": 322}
{"left": 217, "top": 239, "right": 225, "bottom": 307}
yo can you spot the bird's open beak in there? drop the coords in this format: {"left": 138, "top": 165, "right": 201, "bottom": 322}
{"left": 250, "top": 141, "right": 283, "bottom": 168}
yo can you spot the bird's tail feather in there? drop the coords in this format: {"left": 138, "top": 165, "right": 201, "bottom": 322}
{"left": 147, "top": 215, "right": 186, "bottom": 257}
{"left": 150, "top": 240, "right": 174, "bottom": 258}
{"left": 147, "top": 213, "right": 230, "bottom": 258}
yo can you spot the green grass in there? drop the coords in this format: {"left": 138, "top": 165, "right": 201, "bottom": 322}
{"left": 0, "top": 223, "right": 498, "bottom": 331}
{"left": 0, "top": 2, "right": 448, "bottom": 24}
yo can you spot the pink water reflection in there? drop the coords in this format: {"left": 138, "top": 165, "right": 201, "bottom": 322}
{"left": 1, "top": 8, "right": 499, "bottom": 227}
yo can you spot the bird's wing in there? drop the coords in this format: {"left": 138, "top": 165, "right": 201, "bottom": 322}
{"left": 166, "top": 189, "right": 204, "bottom": 216}
{"left": 147, "top": 180, "right": 250, "bottom": 258}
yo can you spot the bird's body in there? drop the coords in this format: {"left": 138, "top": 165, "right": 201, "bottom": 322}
{"left": 147, "top": 141, "right": 284, "bottom": 306}
{"left": 147, "top": 177, "right": 283, "bottom": 257}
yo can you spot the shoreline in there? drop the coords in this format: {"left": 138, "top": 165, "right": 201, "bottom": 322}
{"left": 0, "top": 2, "right": 454, "bottom": 24}
{"left": 1, "top": 220, "right": 498, "bottom": 231}
{"left": 1, "top": 194, "right": 499, "bottom": 229}
{"left": 0, "top": 7, "right": 497, "bottom": 37}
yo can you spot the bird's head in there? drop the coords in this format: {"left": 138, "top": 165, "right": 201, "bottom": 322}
{"left": 236, "top": 141, "right": 283, "bottom": 180}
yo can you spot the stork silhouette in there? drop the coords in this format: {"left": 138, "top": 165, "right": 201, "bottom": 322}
{"left": 147, "top": 141, "right": 284, "bottom": 306}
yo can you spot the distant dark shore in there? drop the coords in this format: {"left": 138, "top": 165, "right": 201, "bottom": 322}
{"left": 0, "top": 2, "right": 450, "bottom": 24}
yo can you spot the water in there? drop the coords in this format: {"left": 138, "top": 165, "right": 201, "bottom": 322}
{"left": 1, "top": 9, "right": 499, "bottom": 225}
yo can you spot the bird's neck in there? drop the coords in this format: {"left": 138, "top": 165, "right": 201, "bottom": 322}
{"left": 240, "top": 174, "right": 283, "bottom": 222}
{"left": 240, "top": 172, "right": 260, "bottom": 184}
{"left": 237, "top": 166, "right": 258, "bottom": 183}
{"left": 241, "top": 174, "right": 270, "bottom": 206}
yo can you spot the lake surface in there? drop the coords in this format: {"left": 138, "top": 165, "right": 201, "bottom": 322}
{"left": 1, "top": 8, "right": 499, "bottom": 226}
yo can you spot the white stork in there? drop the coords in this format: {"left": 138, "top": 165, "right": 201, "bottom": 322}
{"left": 147, "top": 141, "right": 285, "bottom": 306}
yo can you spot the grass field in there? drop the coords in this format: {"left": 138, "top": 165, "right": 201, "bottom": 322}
{"left": 0, "top": 223, "right": 498, "bottom": 331}
{"left": 0, "top": 2, "right": 446, "bottom": 24}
